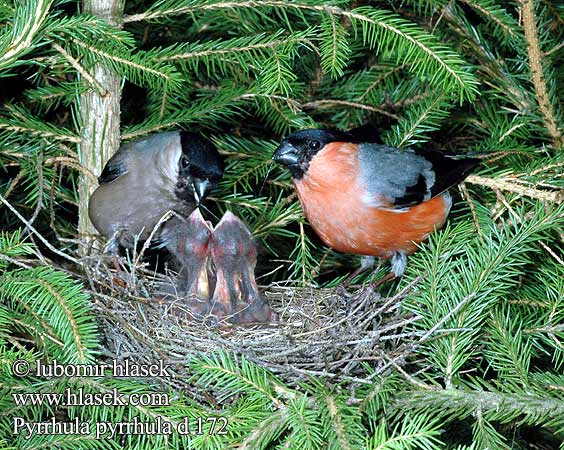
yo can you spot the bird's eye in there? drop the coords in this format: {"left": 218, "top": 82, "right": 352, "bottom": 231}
{"left": 180, "top": 156, "right": 190, "bottom": 169}
{"left": 308, "top": 140, "right": 321, "bottom": 150}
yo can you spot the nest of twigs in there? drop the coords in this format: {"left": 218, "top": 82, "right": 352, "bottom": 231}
{"left": 82, "top": 248, "right": 423, "bottom": 392}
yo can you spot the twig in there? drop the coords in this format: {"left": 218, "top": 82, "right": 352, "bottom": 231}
{"left": 0, "top": 193, "right": 79, "bottom": 264}
{"left": 52, "top": 42, "right": 107, "bottom": 96}
{"left": 520, "top": 0, "right": 563, "bottom": 148}
{"left": 465, "top": 174, "right": 564, "bottom": 203}
{"left": 358, "top": 276, "right": 421, "bottom": 328}
{"left": 1, "top": 169, "right": 24, "bottom": 203}
{"left": 459, "top": 182, "right": 484, "bottom": 244}
{"left": 133, "top": 210, "right": 176, "bottom": 268}
{"left": 302, "top": 99, "right": 398, "bottom": 119}
{"left": 381, "top": 352, "right": 435, "bottom": 390}
{"left": 369, "top": 292, "right": 477, "bottom": 380}
{"left": 292, "top": 288, "right": 373, "bottom": 337}
{"left": 0, "top": 255, "right": 33, "bottom": 269}
{"left": 538, "top": 241, "right": 564, "bottom": 266}
{"left": 22, "top": 151, "right": 45, "bottom": 238}
{"left": 44, "top": 156, "right": 98, "bottom": 183}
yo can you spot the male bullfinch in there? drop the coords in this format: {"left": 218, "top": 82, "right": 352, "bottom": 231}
{"left": 208, "top": 211, "right": 277, "bottom": 324}
{"left": 88, "top": 131, "right": 224, "bottom": 253}
{"left": 273, "top": 128, "right": 479, "bottom": 281}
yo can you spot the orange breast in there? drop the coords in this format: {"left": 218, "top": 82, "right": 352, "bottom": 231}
{"left": 294, "top": 142, "right": 450, "bottom": 258}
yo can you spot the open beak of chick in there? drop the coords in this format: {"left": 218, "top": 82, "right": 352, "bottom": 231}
{"left": 207, "top": 211, "right": 277, "bottom": 324}
{"left": 160, "top": 210, "right": 276, "bottom": 325}
{"left": 160, "top": 209, "right": 213, "bottom": 307}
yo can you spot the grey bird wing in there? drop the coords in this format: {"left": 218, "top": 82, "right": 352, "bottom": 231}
{"left": 358, "top": 143, "right": 480, "bottom": 209}
{"left": 98, "top": 131, "right": 181, "bottom": 185}
{"left": 88, "top": 132, "right": 188, "bottom": 243}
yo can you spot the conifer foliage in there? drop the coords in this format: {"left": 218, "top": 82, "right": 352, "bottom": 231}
{"left": 1, "top": 0, "right": 563, "bottom": 448}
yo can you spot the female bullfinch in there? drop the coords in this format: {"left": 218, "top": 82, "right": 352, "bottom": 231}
{"left": 88, "top": 131, "right": 224, "bottom": 253}
{"left": 273, "top": 128, "right": 479, "bottom": 280}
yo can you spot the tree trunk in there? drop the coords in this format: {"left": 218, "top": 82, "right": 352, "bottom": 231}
{"left": 78, "top": 0, "right": 123, "bottom": 252}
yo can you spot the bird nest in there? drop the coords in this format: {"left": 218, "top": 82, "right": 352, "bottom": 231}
{"left": 82, "top": 250, "right": 423, "bottom": 393}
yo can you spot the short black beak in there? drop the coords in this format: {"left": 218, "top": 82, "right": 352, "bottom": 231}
{"left": 193, "top": 178, "right": 212, "bottom": 205}
{"left": 273, "top": 142, "right": 300, "bottom": 167}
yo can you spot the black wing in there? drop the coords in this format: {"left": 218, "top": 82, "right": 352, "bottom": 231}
{"left": 98, "top": 147, "right": 129, "bottom": 184}
{"left": 414, "top": 147, "right": 480, "bottom": 199}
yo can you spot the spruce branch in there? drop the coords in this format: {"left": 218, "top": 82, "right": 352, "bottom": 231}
{"left": 325, "top": 394, "right": 353, "bottom": 450}
{"left": 347, "top": 6, "right": 478, "bottom": 101}
{"left": 124, "top": 1, "right": 478, "bottom": 101}
{"left": 0, "top": 266, "right": 98, "bottom": 363}
{"left": 385, "top": 93, "right": 452, "bottom": 147}
{"left": 284, "top": 397, "right": 324, "bottom": 449}
{"left": 404, "top": 205, "right": 564, "bottom": 387}
{"left": 356, "top": 64, "right": 408, "bottom": 103}
{"left": 465, "top": 174, "right": 564, "bottom": 203}
{"left": 440, "top": 3, "right": 532, "bottom": 111}
{"left": 154, "top": 30, "right": 312, "bottom": 63}
{"left": 314, "top": 381, "right": 364, "bottom": 450}
{"left": 44, "top": 156, "right": 98, "bottom": 183}
{"left": 239, "top": 411, "right": 288, "bottom": 450}
{"left": 69, "top": 37, "right": 182, "bottom": 88}
{"left": 319, "top": 13, "right": 350, "bottom": 78}
{"left": 259, "top": 51, "right": 297, "bottom": 96}
{"left": 122, "top": 89, "right": 246, "bottom": 138}
{"left": 0, "top": 105, "right": 80, "bottom": 144}
{"left": 0, "top": 0, "right": 53, "bottom": 71}
{"left": 0, "top": 194, "right": 79, "bottom": 265}
{"left": 302, "top": 99, "right": 398, "bottom": 119}
{"left": 520, "top": 0, "right": 564, "bottom": 148}
{"left": 51, "top": 42, "right": 106, "bottom": 96}
{"left": 394, "top": 386, "right": 564, "bottom": 432}
{"left": 0, "top": 230, "right": 35, "bottom": 270}
{"left": 472, "top": 409, "right": 511, "bottom": 450}
{"left": 289, "top": 222, "right": 319, "bottom": 284}
{"left": 190, "top": 351, "right": 284, "bottom": 406}
{"left": 457, "top": 0, "right": 518, "bottom": 40}
{"left": 23, "top": 82, "right": 86, "bottom": 112}
{"left": 485, "top": 308, "right": 532, "bottom": 386}
{"left": 368, "top": 414, "right": 443, "bottom": 450}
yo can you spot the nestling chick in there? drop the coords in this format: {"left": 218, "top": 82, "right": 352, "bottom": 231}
{"left": 88, "top": 131, "right": 224, "bottom": 252}
{"left": 158, "top": 210, "right": 213, "bottom": 310}
{"left": 208, "top": 211, "right": 277, "bottom": 324}
{"left": 273, "top": 128, "right": 479, "bottom": 283}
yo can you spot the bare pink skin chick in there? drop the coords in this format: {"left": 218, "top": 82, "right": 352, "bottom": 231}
{"left": 159, "top": 209, "right": 214, "bottom": 316}
{"left": 208, "top": 211, "right": 277, "bottom": 324}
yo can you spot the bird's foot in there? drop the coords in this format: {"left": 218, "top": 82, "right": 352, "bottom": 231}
{"left": 371, "top": 271, "right": 396, "bottom": 289}
{"left": 109, "top": 256, "right": 131, "bottom": 288}
{"left": 334, "top": 256, "right": 377, "bottom": 296}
